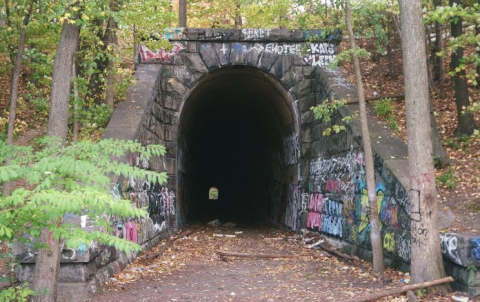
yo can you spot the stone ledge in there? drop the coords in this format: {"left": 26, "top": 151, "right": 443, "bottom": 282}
{"left": 167, "top": 28, "right": 342, "bottom": 43}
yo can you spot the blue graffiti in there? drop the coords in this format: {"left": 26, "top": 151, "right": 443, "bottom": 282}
{"left": 470, "top": 238, "right": 480, "bottom": 261}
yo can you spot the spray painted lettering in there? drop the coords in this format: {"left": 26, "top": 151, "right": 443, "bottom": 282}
{"left": 138, "top": 43, "right": 185, "bottom": 63}
{"left": 303, "top": 43, "right": 336, "bottom": 67}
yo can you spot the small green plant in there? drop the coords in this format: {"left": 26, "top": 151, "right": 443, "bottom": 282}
{"left": 447, "top": 139, "right": 461, "bottom": 150}
{"left": 467, "top": 261, "right": 478, "bottom": 286}
{"left": 436, "top": 168, "right": 458, "bottom": 189}
{"left": 373, "top": 98, "right": 399, "bottom": 131}
{"left": 311, "top": 99, "right": 351, "bottom": 136}
{"left": 114, "top": 69, "right": 135, "bottom": 103}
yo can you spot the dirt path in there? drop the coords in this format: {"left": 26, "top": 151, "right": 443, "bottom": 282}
{"left": 94, "top": 224, "right": 472, "bottom": 302}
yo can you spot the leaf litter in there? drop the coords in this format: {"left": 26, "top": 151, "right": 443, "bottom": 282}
{"left": 95, "top": 224, "right": 470, "bottom": 302}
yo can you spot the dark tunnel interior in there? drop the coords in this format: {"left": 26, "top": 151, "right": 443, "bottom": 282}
{"left": 179, "top": 66, "right": 295, "bottom": 224}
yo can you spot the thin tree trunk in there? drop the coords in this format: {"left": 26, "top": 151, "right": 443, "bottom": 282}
{"left": 179, "top": 0, "right": 187, "bottom": 27}
{"left": 72, "top": 61, "right": 79, "bottom": 143}
{"left": 105, "top": 0, "right": 118, "bottom": 108}
{"left": 476, "top": 24, "right": 480, "bottom": 88}
{"left": 345, "top": 0, "right": 384, "bottom": 273}
{"left": 449, "top": 0, "right": 474, "bottom": 136}
{"left": 387, "top": 15, "right": 393, "bottom": 75}
{"left": 31, "top": 20, "right": 80, "bottom": 302}
{"left": 429, "top": 94, "right": 451, "bottom": 168}
{"left": 398, "top": 0, "right": 449, "bottom": 293}
{"left": 6, "top": 1, "right": 33, "bottom": 145}
{"left": 3, "top": 0, "right": 34, "bottom": 197}
{"left": 433, "top": 0, "right": 445, "bottom": 98}
{"left": 234, "top": 1, "right": 242, "bottom": 29}
{"left": 86, "top": 18, "right": 109, "bottom": 105}
{"left": 424, "top": 27, "right": 450, "bottom": 167}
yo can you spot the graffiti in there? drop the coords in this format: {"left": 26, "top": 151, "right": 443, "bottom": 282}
{"left": 283, "top": 133, "right": 299, "bottom": 166}
{"left": 62, "top": 248, "right": 77, "bottom": 260}
{"left": 440, "top": 233, "right": 462, "bottom": 265}
{"left": 358, "top": 188, "right": 370, "bottom": 233}
{"left": 98, "top": 248, "right": 112, "bottom": 267}
{"left": 129, "top": 152, "right": 150, "bottom": 169}
{"left": 203, "top": 30, "right": 236, "bottom": 40}
{"left": 303, "top": 43, "right": 336, "bottom": 67}
{"left": 77, "top": 243, "right": 88, "bottom": 255}
{"left": 165, "top": 27, "right": 184, "bottom": 40}
{"left": 242, "top": 28, "right": 272, "bottom": 40}
{"left": 396, "top": 230, "right": 411, "bottom": 261}
{"left": 138, "top": 43, "right": 185, "bottom": 63}
{"left": 307, "top": 193, "right": 323, "bottom": 230}
{"left": 174, "top": 68, "right": 190, "bottom": 79}
{"left": 309, "top": 149, "right": 365, "bottom": 192}
{"left": 325, "top": 180, "right": 341, "bottom": 193}
{"left": 321, "top": 199, "right": 343, "bottom": 237}
{"left": 469, "top": 238, "right": 480, "bottom": 261}
{"left": 237, "top": 43, "right": 302, "bottom": 55}
{"left": 125, "top": 220, "right": 138, "bottom": 243}
{"left": 285, "top": 184, "right": 300, "bottom": 230}
{"left": 383, "top": 230, "right": 395, "bottom": 253}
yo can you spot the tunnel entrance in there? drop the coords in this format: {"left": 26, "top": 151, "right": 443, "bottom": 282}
{"left": 178, "top": 66, "right": 299, "bottom": 225}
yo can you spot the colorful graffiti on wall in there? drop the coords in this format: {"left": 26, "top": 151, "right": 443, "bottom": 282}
{"left": 306, "top": 148, "right": 412, "bottom": 262}
{"left": 110, "top": 153, "right": 176, "bottom": 246}
{"left": 138, "top": 43, "right": 185, "bottom": 63}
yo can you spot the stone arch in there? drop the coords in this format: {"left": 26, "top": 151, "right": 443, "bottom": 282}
{"left": 149, "top": 34, "right": 338, "bottom": 227}
{"left": 172, "top": 64, "right": 303, "bottom": 225}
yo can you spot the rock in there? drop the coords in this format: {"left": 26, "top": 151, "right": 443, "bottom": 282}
{"left": 207, "top": 219, "right": 222, "bottom": 227}
{"left": 437, "top": 207, "right": 455, "bottom": 230}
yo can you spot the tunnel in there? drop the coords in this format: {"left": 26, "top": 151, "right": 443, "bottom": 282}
{"left": 177, "top": 66, "right": 298, "bottom": 225}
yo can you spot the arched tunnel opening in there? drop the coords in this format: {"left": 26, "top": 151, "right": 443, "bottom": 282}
{"left": 177, "top": 66, "right": 298, "bottom": 225}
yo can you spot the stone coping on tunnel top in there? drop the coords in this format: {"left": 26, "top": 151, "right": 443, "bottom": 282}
{"left": 163, "top": 27, "right": 342, "bottom": 43}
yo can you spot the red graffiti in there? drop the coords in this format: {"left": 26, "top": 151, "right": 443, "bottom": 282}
{"left": 325, "top": 180, "right": 341, "bottom": 193}
{"left": 139, "top": 43, "right": 184, "bottom": 63}
{"left": 307, "top": 193, "right": 324, "bottom": 230}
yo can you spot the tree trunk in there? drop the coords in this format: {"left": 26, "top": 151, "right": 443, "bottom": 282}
{"left": 105, "top": 0, "right": 118, "bottom": 108}
{"left": 179, "top": 0, "right": 187, "bottom": 27}
{"left": 345, "top": 0, "right": 384, "bottom": 273}
{"left": 86, "top": 18, "right": 109, "bottom": 105}
{"left": 398, "top": 0, "right": 449, "bottom": 293}
{"left": 31, "top": 20, "right": 80, "bottom": 302}
{"left": 430, "top": 95, "right": 451, "bottom": 168}
{"left": 3, "top": 1, "right": 34, "bottom": 197}
{"left": 234, "top": 1, "right": 242, "bottom": 29}
{"left": 424, "top": 26, "right": 450, "bottom": 167}
{"left": 72, "top": 61, "right": 79, "bottom": 143}
{"left": 449, "top": 0, "right": 474, "bottom": 136}
{"left": 6, "top": 1, "right": 33, "bottom": 146}
{"left": 476, "top": 24, "right": 480, "bottom": 88}
{"left": 433, "top": 0, "right": 445, "bottom": 98}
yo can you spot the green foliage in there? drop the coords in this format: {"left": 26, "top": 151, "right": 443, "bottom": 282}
{"left": 0, "top": 138, "right": 167, "bottom": 279}
{"left": 426, "top": 3, "right": 480, "bottom": 87}
{"left": 0, "top": 284, "right": 36, "bottom": 302}
{"left": 330, "top": 46, "right": 370, "bottom": 67}
{"left": 114, "top": 69, "right": 135, "bottom": 103}
{"left": 311, "top": 99, "right": 350, "bottom": 136}
{"left": 467, "top": 261, "right": 478, "bottom": 286}
{"left": 373, "top": 98, "right": 399, "bottom": 131}
{"left": 436, "top": 168, "right": 458, "bottom": 189}
{"left": 75, "top": 103, "right": 113, "bottom": 130}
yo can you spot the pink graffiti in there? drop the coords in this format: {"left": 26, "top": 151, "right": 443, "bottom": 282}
{"left": 325, "top": 180, "right": 341, "bottom": 193}
{"left": 139, "top": 43, "right": 184, "bottom": 63}
{"left": 125, "top": 221, "right": 137, "bottom": 243}
{"left": 307, "top": 193, "right": 324, "bottom": 230}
